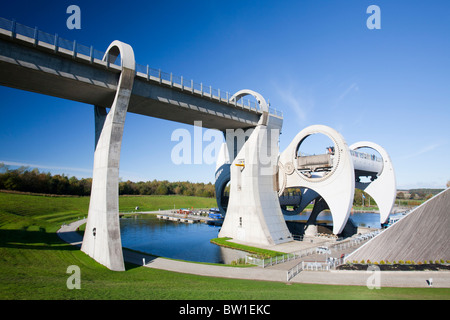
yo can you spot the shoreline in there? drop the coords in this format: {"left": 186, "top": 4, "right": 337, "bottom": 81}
{"left": 57, "top": 219, "right": 450, "bottom": 288}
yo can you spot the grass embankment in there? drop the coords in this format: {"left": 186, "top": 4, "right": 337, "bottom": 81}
{"left": 210, "top": 237, "right": 284, "bottom": 258}
{"left": 0, "top": 191, "right": 449, "bottom": 300}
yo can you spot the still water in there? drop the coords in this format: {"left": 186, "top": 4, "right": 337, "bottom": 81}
{"left": 120, "top": 216, "right": 247, "bottom": 264}
{"left": 284, "top": 211, "right": 389, "bottom": 229}
{"left": 120, "top": 212, "right": 398, "bottom": 264}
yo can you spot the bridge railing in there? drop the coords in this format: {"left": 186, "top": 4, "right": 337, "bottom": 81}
{"left": 350, "top": 150, "right": 382, "bottom": 162}
{"left": 0, "top": 16, "right": 283, "bottom": 118}
{"left": 134, "top": 61, "right": 283, "bottom": 117}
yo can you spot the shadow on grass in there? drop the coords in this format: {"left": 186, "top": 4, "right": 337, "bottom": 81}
{"left": 123, "top": 248, "right": 160, "bottom": 271}
{"left": 0, "top": 227, "right": 164, "bottom": 273}
{"left": 0, "top": 229, "right": 79, "bottom": 251}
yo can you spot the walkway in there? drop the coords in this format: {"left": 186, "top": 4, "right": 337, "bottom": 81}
{"left": 57, "top": 219, "right": 450, "bottom": 288}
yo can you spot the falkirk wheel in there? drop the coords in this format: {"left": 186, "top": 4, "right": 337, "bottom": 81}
{"left": 215, "top": 106, "right": 396, "bottom": 241}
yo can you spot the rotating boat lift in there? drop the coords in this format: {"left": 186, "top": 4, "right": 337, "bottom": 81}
{"left": 0, "top": 19, "right": 398, "bottom": 270}
{"left": 215, "top": 95, "right": 396, "bottom": 243}
{"left": 80, "top": 45, "right": 396, "bottom": 260}
{"left": 276, "top": 125, "right": 396, "bottom": 235}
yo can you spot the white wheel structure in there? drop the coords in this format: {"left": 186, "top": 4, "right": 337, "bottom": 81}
{"left": 278, "top": 125, "right": 355, "bottom": 234}
{"left": 350, "top": 141, "right": 396, "bottom": 225}
{"left": 278, "top": 125, "right": 397, "bottom": 235}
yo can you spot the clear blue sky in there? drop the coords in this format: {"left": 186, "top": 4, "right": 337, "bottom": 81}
{"left": 0, "top": 0, "right": 449, "bottom": 189}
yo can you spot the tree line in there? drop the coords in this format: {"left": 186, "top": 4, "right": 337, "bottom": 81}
{"left": 281, "top": 187, "right": 375, "bottom": 207}
{"left": 1, "top": 164, "right": 447, "bottom": 200}
{"left": 0, "top": 164, "right": 215, "bottom": 197}
{"left": 118, "top": 179, "right": 215, "bottom": 198}
{"left": 396, "top": 189, "right": 442, "bottom": 201}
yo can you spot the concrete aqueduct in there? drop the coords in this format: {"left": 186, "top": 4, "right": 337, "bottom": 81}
{"left": 0, "top": 18, "right": 396, "bottom": 271}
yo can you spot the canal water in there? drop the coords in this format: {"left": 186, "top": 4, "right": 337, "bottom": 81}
{"left": 284, "top": 211, "right": 387, "bottom": 229}
{"left": 120, "top": 215, "right": 247, "bottom": 264}
{"left": 120, "top": 212, "right": 400, "bottom": 264}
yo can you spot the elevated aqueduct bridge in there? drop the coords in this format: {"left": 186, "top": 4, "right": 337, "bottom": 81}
{"left": 0, "top": 18, "right": 396, "bottom": 271}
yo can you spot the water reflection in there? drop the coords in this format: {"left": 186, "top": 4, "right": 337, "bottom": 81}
{"left": 120, "top": 216, "right": 247, "bottom": 264}
{"left": 120, "top": 212, "right": 401, "bottom": 264}
{"left": 284, "top": 211, "right": 393, "bottom": 229}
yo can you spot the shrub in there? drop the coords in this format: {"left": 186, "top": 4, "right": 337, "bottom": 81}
{"left": 380, "top": 260, "right": 385, "bottom": 265}
{"left": 231, "top": 258, "right": 247, "bottom": 265}
{"left": 398, "top": 260, "right": 404, "bottom": 264}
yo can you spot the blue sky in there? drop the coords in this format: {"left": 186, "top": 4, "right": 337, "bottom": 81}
{"left": 0, "top": 0, "right": 449, "bottom": 189}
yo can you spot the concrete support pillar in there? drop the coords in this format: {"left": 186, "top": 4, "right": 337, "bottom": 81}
{"left": 94, "top": 106, "right": 107, "bottom": 148}
{"left": 305, "top": 197, "right": 328, "bottom": 229}
{"left": 218, "top": 90, "right": 292, "bottom": 246}
{"left": 81, "top": 41, "right": 135, "bottom": 271}
{"left": 304, "top": 225, "right": 318, "bottom": 237}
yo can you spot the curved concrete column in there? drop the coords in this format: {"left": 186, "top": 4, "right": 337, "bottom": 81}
{"left": 278, "top": 125, "right": 355, "bottom": 234}
{"left": 229, "top": 89, "right": 269, "bottom": 125}
{"left": 280, "top": 188, "right": 320, "bottom": 216}
{"left": 219, "top": 90, "right": 291, "bottom": 245}
{"left": 81, "top": 41, "right": 135, "bottom": 271}
{"left": 350, "top": 141, "right": 396, "bottom": 224}
{"left": 229, "top": 89, "right": 269, "bottom": 112}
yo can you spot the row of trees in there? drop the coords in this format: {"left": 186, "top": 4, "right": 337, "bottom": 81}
{"left": 396, "top": 191, "right": 435, "bottom": 201}
{"left": 0, "top": 164, "right": 215, "bottom": 197}
{"left": 281, "top": 187, "right": 374, "bottom": 207}
{"left": 118, "top": 180, "right": 215, "bottom": 198}
{"left": 0, "top": 165, "right": 92, "bottom": 196}
{"left": 1, "top": 164, "right": 448, "bottom": 199}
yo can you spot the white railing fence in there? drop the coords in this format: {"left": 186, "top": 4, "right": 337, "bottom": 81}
{"left": 246, "top": 246, "right": 321, "bottom": 268}
{"left": 285, "top": 230, "right": 381, "bottom": 281}
{"left": 248, "top": 230, "right": 381, "bottom": 270}
{"left": 0, "top": 16, "right": 282, "bottom": 118}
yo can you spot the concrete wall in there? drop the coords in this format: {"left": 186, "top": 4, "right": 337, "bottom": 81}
{"left": 346, "top": 188, "right": 450, "bottom": 263}
{"left": 218, "top": 115, "right": 292, "bottom": 245}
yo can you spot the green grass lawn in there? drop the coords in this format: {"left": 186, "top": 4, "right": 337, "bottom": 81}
{"left": 210, "top": 237, "right": 285, "bottom": 258}
{"left": 0, "top": 191, "right": 448, "bottom": 300}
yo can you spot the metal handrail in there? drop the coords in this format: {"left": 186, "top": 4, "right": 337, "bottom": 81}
{"left": 285, "top": 230, "right": 381, "bottom": 281}
{"left": 0, "top": 17, "right": 283, "bottom": 118}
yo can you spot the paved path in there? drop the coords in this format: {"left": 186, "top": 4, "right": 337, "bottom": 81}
{"left": 57, "top": 219, "right": 450, "bottom": 288}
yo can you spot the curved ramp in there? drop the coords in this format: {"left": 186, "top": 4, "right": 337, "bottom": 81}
{"left": 346, "top": 188, "right": 450, "bottom": 263}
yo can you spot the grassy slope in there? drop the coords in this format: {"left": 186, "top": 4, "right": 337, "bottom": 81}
{"left": 0, "top": 192, "right": 448, "bottom": 300}
{"left": 210, "top": 237, "right": 285, "bottom": 258}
